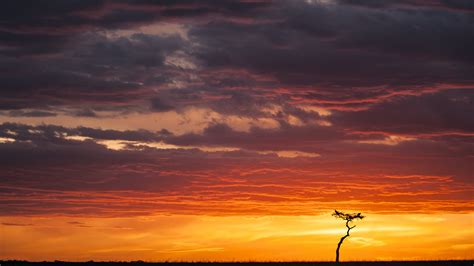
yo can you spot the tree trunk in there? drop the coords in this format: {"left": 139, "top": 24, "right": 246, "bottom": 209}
{"left": 335, "top": 220, "right": 355, "bottom": 262}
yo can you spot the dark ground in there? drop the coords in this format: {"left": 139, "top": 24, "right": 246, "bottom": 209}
{"left": 1, "top": 261, "right": 473, "bottom": 266}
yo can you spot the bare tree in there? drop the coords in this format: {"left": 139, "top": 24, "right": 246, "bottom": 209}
{"left": 332, "top": 210, "right": 365, "bottom": 262}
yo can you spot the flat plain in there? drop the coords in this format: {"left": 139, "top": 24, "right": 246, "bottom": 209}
{"left": 2, "top": 261, "right": 473, "bottom": 266}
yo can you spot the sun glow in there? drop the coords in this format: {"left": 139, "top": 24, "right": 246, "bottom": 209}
{"left": 1, "top": 213, "right": 472, "bottom": 261}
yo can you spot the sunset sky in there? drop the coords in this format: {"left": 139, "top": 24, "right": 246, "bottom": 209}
{"left": 0, "top": 0, "right": 473, "bottom": 261}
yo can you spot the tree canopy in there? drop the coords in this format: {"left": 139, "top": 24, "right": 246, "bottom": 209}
{"left": 332, "top": 210, "right": 365, "bottom": 221}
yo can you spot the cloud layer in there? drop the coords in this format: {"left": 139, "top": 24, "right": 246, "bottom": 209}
{"left": 0, "top": 0, "right": 473, "bottom": 217}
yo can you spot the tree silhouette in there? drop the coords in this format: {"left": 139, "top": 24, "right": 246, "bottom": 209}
{"left": 332, "top": 210, "right": 365, "bottom": 262}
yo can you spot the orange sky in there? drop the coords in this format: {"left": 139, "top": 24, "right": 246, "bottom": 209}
{"left": 1, "top": 213, "right": 473, "bottom": 261}
{"left": 1, "top": 0, "right": 474, "bottom": 262}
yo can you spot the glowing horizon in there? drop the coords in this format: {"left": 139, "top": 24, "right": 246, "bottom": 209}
{"left": 0, "top": 0, "right": 473, "bottom": 262}
{"left": 2, "top": 213, "right": 473, "bottom": 261}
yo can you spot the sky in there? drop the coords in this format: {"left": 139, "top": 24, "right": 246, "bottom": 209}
{"left": 0, "top": 0, "right": 473, "bottom": 261}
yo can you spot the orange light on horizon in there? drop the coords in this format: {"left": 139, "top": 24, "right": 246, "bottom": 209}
{"left": 1, "top": 212, "right": 473, "bottom": 262}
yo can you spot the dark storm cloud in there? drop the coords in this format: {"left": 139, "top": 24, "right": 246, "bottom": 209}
{"left": 74, "top": 33, "right": 183, "bottom": 69}
{"left": 150, "top": 97, "right": 175, "bottom": 112}
{"left": 76, "top": 126, "right": 170, "bottom": 141}
{"left": 0, "top": 134, "right": 135, "bottom": 167}
{"left": 0, "top": 0, "right": 102, "bottom": 56}
{"left": 0, "top": 123, "right": 166, "bottom": 143}
{"left": 337, "top": 0, "right": 474, "bottom": 12}
{"left": 190, "top": 1, "right": 474, "bottom": 89}
{"left": 0, "top": 64, "right": 141, "bottom": 110}
{"left": 334, "top": 7, "right": 474, "bottom": 63}
{"left": 164, "top": 121, "right": 474, "bottom": 171}
{"left": 167, "top": 122, "right": 343, "bottom": 152}
{"left": 0, "top": 0, "right": 271, "bottom": 53}
{"left": 2, "top": 121, "right": 471, "bottom": 165}
{"left": 0, "top": 30, "right": 72, "bottom": 56}
{"left": 331, "top": 89, "right": 474, "bottom": 134}
{"left": 0, "top": 32, "right": 184, "bottom": 110}
{"left": 0, "top": 0, "right": 473, "bottom": 115}
{"left": 207, "top": 90, "right": 272, "bottom": 117}
{"left": 0, "top": 0, "right": 271, "bottom": 30}
{"left": 0, "top": 0, "right": 273, "bottom": 111}
{"left": 73, "top": 108, "right": 98, "bottom": 117}
{"left": 8, "top": 110, "right": 57, "bottom": 117}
